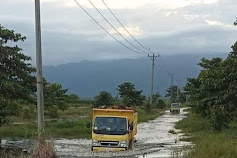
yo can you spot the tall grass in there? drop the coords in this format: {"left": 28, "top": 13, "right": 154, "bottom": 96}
{"left": 1, "top": 106, "right": 164, "bottom": 139}
{"left": 0, "top": 119, "right": 91, "bottom": 139}
{"left": 31, "top": 138, "right": 57, "bottom": 158}
{"left": 138, "top": 107, "right": 165, "bottom": 123}
{"left": 176, "top": 113, "right": 237, "bottom": 158}
{"left": 0, "top": 150, "right": 25, "bottom": 158}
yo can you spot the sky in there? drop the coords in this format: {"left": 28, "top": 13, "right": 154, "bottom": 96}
{"left": 0, "top": 0, "right": 237, "bottom": 65}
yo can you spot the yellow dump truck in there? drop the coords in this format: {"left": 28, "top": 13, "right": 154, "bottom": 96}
{"left": 89, "top": 107, "right": 138, "bottom": 151}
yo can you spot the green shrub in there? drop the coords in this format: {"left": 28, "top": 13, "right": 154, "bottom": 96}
{"left": 48, "top": 106, "right": 59, "bottom": 118}
{"left": 155, "top": 99, "right": 166, "bottom": 109}
{"left": 22, "top": 106, "right": 36, "bottom": 120}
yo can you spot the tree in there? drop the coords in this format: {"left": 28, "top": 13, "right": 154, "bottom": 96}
{"left": 165, "top": 86, "right": 178, "bottom": 102}
{"left": 150, "top": 92, "right": 165, "bottom": 108}
{"left": 68, "top": 94, "right": 80, "bottom": 104}
{"left": 234, "top": 17, "right": 237, "bottom": 25}
{"left": 165, "top": 86, "right": 187, "bottom": 103}
{"left": 117, "top": 82, "right": 145, "bottom": 106}
{"left": 0, "top": 25, "right": 36, "bottom": 125}
{"left": 44, "top": 83, "right": 69, "bottom": 111}
{"left": 152, "top": 92, "right": 161, "bottom": 104}
{"left": 185, "top": 42, "right": 237, "bottom": 131}
{"left": 93, "top": 91, "right": 114, "bottom": 107}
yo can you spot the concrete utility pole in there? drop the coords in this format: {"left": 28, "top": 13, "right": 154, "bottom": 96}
{"left": 170, "top": 73, "right": 174, "bottom": 102}
{"left": 148, "top": 54, "right": 159, "bottom": 104}
{"left": 35, "top": 0, "right": 44, "bottom": 135}
{"left": 177, "top": 87, "right": 179, "bottom": 101}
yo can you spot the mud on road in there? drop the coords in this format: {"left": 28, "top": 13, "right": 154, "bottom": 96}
{"left": 55, "top": 108, "right": 190, "bottom": 158}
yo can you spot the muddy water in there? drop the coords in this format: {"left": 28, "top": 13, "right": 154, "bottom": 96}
{"left": 55, "top": 108, "right": 190, "bottom": 158}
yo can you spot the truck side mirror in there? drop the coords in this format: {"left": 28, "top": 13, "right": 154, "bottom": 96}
{"left": 129, "top": 123, "right": 134, "bottom": 131}
{"left": 86, "top": 122, "right": 91, "bottom": 128}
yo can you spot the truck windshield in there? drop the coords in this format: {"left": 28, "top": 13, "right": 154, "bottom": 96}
{"left": 171, "top": 103, "right": 180, "bottom": 107}
{"left": 93, "top": 117, "right": 127, "bottom": 135}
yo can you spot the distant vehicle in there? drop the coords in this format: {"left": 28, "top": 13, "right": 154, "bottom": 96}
{"left": 170, "top": 103, "right": 181, "bottom": 112}
{"left": 88, "top": 107, "right": 138, "bottom": 151}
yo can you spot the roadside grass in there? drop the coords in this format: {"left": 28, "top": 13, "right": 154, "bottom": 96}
{"left": 57, "top": 106, "right": 92, "bottom": 119}
{"left": 7, "top": 106, "right": 92, "bottom": 123}
{"left": 1, "top": 106, "right": 165, "bottom": 139}
{"left": 0, "top": 150, "right": 26, "bottom": 158}
{"left": 175, "top": 112, "right": 237, "bottom": 158}
{"left": 168, "top": 129, "right": 177, "bottom": 134}
{"left": 137, "top": 107, "right": 165, "bottom": 123}
{"left": 0, "top": 119, "right": 91, "bottom": 139}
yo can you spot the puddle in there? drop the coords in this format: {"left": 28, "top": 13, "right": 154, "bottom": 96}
{"left": 55, "top": 108, "right": 191, "bottom": 158}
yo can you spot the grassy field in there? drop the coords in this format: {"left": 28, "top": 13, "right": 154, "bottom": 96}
{"left": 175, "top": 112, "right": 237, "bottom": 158}
{"left": 0, "top": 105, "right": 165, "bottom": 139}
{"left": 137, "top": 107, "right": 165, "bottom": 123}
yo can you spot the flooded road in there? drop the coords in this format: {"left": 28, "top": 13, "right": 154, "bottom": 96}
{"left": 55, "top": 108, "right": 190, "bottom": 158}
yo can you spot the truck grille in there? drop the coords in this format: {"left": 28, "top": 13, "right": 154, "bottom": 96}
{"left": 100, "top": 141, "right": 119, "bottom": 147}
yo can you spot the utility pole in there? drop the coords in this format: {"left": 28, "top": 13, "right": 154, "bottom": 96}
{"left": 148, "top": 54, "right": 159, "bottom": 104}
{"left": 170, "top": 73, "right": 174, "bottom": 102}
{"left": 177, "top": 87, "right": 179, "bottom": 101}
{"left": 35, "top": 0, "right": 44, "bottom": 135}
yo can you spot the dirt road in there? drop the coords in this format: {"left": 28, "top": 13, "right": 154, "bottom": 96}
{"left": 55, "top": 108, "right": 190, "bottom": 158}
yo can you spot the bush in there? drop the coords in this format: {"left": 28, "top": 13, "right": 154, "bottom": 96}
{"left": 22, "top": 106, "right": 35, "bottom": 120}
{"left": 48, "top": 106, "right": 59, "bottom": 118}
{"left": 155, "top": 99, "right": 166, "bottom": 109}
{"left": 144, "top": 102, "right": 152, "bottom": 112}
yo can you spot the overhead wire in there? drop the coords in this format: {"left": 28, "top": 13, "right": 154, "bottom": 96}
{"left": 157, "top": 56, "right": 185, "bottom": 87}
{"left": 87, "top": 0, "right": 149, "bottom": 54}
{"left": 73, "top": 0, "right": 187, "bottom": 88}
{"left": 73, "top": 0, "right": 145, "bottom": 55}
{"left": 101, "top": 0, "right": 156, "bottom": 54}
{"left": 153, "top": 62, "right": 162, "bottom": 93}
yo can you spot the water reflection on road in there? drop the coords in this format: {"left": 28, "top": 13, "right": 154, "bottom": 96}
{"left": 55, "top": 108, "right": 190, "bottom": 158}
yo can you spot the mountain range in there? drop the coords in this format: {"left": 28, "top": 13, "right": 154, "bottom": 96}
{"left": 43, "top": 53, "right": 227, "bottom": 99}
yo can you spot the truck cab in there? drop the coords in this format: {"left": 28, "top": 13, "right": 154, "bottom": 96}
{"left": 91, "top": 108, "right": 137, "bottom": 151}
{"left": 170, "top": 103, "right": 181, "bottom": 113}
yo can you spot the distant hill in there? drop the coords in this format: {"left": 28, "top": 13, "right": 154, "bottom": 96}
{"left": 43, "top": 53, "right": 227, "bottom": 99}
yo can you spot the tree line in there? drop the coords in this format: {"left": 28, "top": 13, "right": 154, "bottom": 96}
{"left": 184, "top": 20, "right": 237, "bottom": 131}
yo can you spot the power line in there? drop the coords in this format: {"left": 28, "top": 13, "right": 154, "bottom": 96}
{"left": 154, "top": 62, "right": 163, "bottom": 92}
{"left": 73, "top": 0, "right": 145, "bottom": 55}
{"left": 157, "top": 56, "right": 185, "bottom": 87}
{"left": 101, "top": 0, "right": 155, "bottom": 54}
{"left": 159, "top": 56, "right": 172, "bottom": 76}
{"left": 87, "top": 0, "right": 149, "bottom": 54}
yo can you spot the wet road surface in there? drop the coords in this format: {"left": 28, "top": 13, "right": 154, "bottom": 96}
{"left": 55, "top": 108, "right": 190, "bottom": 158}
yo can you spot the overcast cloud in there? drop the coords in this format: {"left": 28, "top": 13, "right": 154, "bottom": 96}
{"left": 0, "top": 0, "right": 237, "bottom": 65}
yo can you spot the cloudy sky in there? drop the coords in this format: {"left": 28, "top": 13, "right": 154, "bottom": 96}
{"left": 1, "top": 0, "right": 237, "bottom": 65}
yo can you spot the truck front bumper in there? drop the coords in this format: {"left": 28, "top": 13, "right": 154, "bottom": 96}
{"left": 92, "top": 146, "right": 127, "bottom": 152}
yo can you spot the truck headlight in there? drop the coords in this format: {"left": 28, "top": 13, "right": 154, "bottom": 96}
{"left": 92, "top": 139, "right": 100, "bottom": 146}
{"left": 120, "top": 140, "right": 128, "bottom": 147}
